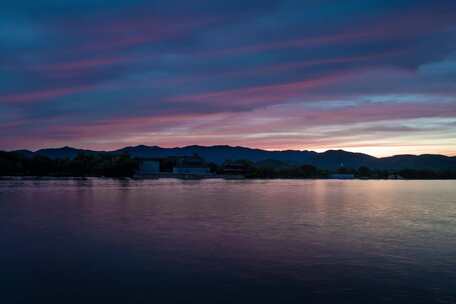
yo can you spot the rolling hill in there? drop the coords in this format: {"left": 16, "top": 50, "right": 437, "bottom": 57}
{"left": 10, "top": 145, "right": 456, "bottom": 171}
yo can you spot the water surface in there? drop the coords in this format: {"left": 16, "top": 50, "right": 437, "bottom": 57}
{"left": 1, "top": 179, "right": 455, "bottom": 303}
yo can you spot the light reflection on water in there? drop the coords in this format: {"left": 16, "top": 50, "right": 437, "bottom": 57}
{"left": 0, "top": 179, "right": 455, "bottom": 303}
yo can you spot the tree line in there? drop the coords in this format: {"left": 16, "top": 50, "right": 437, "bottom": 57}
{"left": 1, "top": 151, "right": 455, "bottom": 179}
{"left": 0, "top": 152, "right": 139, "bottom": 177}
{"left": 214, "top": 161, "right": 456, "bottom": 179}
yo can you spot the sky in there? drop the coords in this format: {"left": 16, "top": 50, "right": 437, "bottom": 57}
{"left": 1, "top": 0, "right": 456, "bottom": 156}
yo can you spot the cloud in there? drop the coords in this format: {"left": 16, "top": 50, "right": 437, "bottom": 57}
{"left": 1, "top": 85, "right": 94, "bottom": 104}
{"left": 1, "top": 0, "right": 456, "bottom": 156}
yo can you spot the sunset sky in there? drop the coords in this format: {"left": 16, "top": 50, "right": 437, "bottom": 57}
{"left": 1, "top": 0, "right": 456, "bottom": 156}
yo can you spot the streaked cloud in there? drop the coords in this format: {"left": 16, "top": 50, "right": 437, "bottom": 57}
{"left": 1, "top": 0, "right": 456, "bottom": 155}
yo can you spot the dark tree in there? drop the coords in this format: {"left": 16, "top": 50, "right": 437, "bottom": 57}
{"left": 357, "top": 166, "right": 371, "bottom": 178}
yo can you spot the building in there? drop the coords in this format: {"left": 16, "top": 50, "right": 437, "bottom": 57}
{"left": 172, "top": 155, "right": 210, "bottom": 175}
{"left": 330, "top": 173, "right": 355, "bottom": 179}
{"left": 137, "top": 159, "right": 160, "bottom": 176}
{"left": 330, "top": 162, "right": 355, "bottom": 179}
{"left": 388, "top": 174, "right": 404, "bottom": 180}
{"left": 222, "top": 160, "right": 251, "bottom": 176}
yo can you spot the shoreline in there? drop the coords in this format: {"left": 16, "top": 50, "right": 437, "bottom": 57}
{"left": 1, "top": 176, "right": 455, "bottom": 181}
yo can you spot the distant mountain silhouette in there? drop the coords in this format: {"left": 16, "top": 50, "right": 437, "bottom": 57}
{"left": 10, "top": 145, "right": 456, "bottom": 171}
{"left": 34, "top": 146, "right": 104, "bottom": 159}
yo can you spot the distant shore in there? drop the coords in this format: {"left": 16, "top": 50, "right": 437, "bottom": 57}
{"left": 3, "top": 149, "right": 456, "bottom": 180}
{"left": 1, "top": 176, "right": 455, "bottom": 181}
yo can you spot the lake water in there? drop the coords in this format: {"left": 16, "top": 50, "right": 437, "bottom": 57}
{"left": 1, "top": 179, "right": 455, "bottom": 303}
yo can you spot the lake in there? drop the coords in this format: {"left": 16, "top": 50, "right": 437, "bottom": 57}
{"left": 1, "top": 179, "right": 455, "bottom": 303}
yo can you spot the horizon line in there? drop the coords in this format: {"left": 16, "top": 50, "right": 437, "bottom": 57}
{"left": 4, "top": 144, "right": 456, "bottom": 159}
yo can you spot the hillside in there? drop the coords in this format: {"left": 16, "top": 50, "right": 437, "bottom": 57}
{"left": 9, "top": 145, "right": 456, "bottom": 171}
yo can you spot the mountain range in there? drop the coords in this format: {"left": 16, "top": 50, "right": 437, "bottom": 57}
{"left": 9, "top": 145, "right": 456, "bottom": 171}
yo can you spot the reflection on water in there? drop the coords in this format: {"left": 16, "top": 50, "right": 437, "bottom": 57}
{"left": 1, "top": 179, "right": 455, "bottom": 303}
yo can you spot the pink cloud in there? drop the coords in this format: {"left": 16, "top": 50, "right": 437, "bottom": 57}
{"left": 33, "top": 56, "right": 133, "bottom": 73}
{"left": 168, "top": 70, "right": 358, "bottom": 108}
{"left": 74, "top": 16, "right": 218, "bottom": 52}
{"left": 195, "top": 9, "right": 454, "bottom": 59}
{"left": 4, "top": 100, "right": 456, "bottom": 156}
{"left": 210, "top": 49, "right": 406, "bottom": 81}
{"left": 1, "top": 85, "right": 94, "bottom": 104}
{"left": 46, "top": 112, "right": 219, "bottom": 138}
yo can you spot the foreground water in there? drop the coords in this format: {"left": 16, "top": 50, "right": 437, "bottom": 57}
{"left": 0, "top": 179, "right": 455, "bottom": 303}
